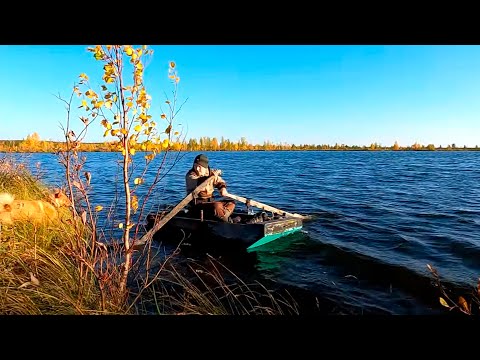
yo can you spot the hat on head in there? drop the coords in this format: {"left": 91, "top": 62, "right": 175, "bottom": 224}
{"left": 194, "top": 154, "right": 209, "bottom": 168}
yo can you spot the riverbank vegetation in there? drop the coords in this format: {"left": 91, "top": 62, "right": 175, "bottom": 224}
{"left": 1, "top": 135, "right": 478, "bottom": 153}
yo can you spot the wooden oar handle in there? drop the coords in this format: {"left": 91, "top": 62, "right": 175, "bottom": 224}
{"left": 225, "top": 193, "right": 309, "bottom": 220}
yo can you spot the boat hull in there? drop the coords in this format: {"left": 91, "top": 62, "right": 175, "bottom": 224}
{"left": 146, "top": 210, "right": 303, "bottom": 251}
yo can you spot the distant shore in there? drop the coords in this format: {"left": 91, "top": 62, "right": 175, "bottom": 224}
{"left": 1, "top": 137, "right": 478, "bottom": 153}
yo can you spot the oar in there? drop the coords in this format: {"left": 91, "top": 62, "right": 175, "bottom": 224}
{"left": 135, "top": 175, "right": 216, "bottom": 247}
{"left": 224, "top": 193, "right": 312, "bottom": 220}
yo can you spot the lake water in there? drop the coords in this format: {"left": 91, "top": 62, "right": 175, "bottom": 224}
{"left": 3, "top": 150, "right": 480, "bottom": 315}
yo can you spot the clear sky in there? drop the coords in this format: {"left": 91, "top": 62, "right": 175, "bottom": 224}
{"left": 1, "top": 45, "right": 479, "bottom": 147}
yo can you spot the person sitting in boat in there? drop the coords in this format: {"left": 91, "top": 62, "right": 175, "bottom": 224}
{"left": 185, "top": 154, "right": 236, "bottom": 222}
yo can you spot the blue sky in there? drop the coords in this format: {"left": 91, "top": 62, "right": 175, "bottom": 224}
{"left": 1, "top": 45, "right": 479, "bottom": 147}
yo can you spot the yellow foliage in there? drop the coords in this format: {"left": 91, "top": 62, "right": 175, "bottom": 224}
{"left": 439, "top": 297, "right": 449, "bottom": 308}
{"left": 458, "top": 296, "right": 470, "bottom": 313}
{"left": 131, "top": 195, "right": 138, "bottom": 212}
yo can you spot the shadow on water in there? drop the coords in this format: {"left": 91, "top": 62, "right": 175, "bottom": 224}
{"left": 143, "top": 230, "right": 347, "bottom": 314}
{"left": 251, "top": 231, "right": 452, "bottom": 315}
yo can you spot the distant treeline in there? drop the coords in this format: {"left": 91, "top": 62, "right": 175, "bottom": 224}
{"left": 0, "top": 134, "right": 479, "bottom": 153}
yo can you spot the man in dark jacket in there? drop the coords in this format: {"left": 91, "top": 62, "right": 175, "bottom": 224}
{"left": 185, "top": 154, "right": 236, "bottom": 222}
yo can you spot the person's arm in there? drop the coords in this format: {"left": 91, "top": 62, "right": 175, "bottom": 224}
{"left": 211, "top": 171, "right": 228, "bottom": 196}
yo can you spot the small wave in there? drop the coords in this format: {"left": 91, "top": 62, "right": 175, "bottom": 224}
{"left": 415, "top": 212, "right": 457, "bottom": 220}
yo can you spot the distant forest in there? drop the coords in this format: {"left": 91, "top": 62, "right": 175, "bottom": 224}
{"left": 0, "top": 133, "right": 478, "bottom": 153}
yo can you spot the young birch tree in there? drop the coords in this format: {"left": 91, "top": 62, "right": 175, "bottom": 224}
{"left": 74, "top": 45, "right": 180, "bottom": 296}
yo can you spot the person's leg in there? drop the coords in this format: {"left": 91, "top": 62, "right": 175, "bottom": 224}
{"left": 212, "top": 200, "right": 236, "bottom": 222}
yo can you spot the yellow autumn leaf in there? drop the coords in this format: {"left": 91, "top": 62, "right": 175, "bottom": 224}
{"left": 79, "top": 73, "right": 88, "bottom": 80}
{"left": 162, "top": 139, "right": 169, "bottom": 148}
{"left": 121, "top": 128, "right": 128, "bottom": 135}
{"left": 141, "top": 144, "right": 146, "bottom": 150}
{"left": 103, "top": 129, "right": 110, "bottom": 137}
{"left": 106, "top": 77, "right": 115, "bottom": 84}
{"left": 134, "top": 125, "right": 142, "bottom": 132}
{"left": 134, "top": 177, "right": 144, "bottom": 185}
{"left": 118, "top": 223, "right": 124, "bottom": 229}
{"left": 81, "top": 100, "right": 87, "bottom": 108}
{"left": 105, "top": 101, "right": 113, "bottom": 109}
{"left": 126, "top": 102, "right": 133, "bottom": 108}
{"left": 439, "top": 297, "right": 449, "bottom": 308}
{"left": 129, "top": 148, "right": 136, "bottom": 156}
{"left": 106, "top": 122, "right": 112, "bottom": 130}
{"left": 122, "top": 149, "right": 126, "bottom": 156}
{"left": 174, "top": 131, "right": 179, "bottom": 136}
{"left": 170, "top": 61, "right": 176, "bottom": 68}
{"left": 125, "top": 47, "right": 133, "bottom": 56}
{"left": 95, "top": 205, "right": 103, "bottom": 212}
{"left": 161, "top": 114, "right": 166, "bottom": 119}
{"left": 131, "top": 195, "right": 138, "bottom": 207}
{"left": 458, "top": 296, "right": 469, "bottom": 313}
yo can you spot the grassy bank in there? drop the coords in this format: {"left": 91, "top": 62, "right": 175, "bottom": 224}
{"left": 0, "top": 156, "right": 302, "bottom": 315}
